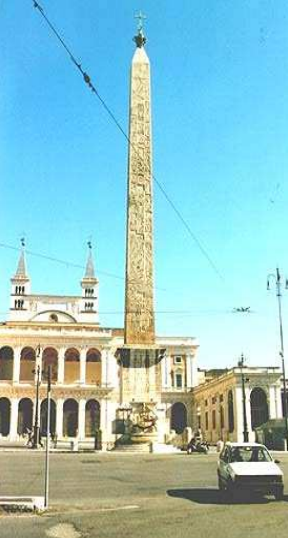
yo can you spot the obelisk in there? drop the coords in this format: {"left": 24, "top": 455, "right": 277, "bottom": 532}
{"left": 118, "top": 16, "right": 164, "bottom": 413}
{"left": 124, "top": 16, "right": 155, "bottom": 346}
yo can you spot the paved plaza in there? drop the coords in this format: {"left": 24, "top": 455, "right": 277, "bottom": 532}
{"left": 1, "top": 451, "right": 288, "bottom": 538}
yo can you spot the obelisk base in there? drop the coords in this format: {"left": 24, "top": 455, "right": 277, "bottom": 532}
{"left": 116, "top": 346, "right": 165, "bottom": 445}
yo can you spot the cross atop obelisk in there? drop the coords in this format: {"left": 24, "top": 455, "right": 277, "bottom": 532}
{"left": 124, "top": 15, "right": 155, "bottom": 345}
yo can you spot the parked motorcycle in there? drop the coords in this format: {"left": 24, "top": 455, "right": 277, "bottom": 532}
{"left": 187, "top": 439, "right": 209, "bottom": 454}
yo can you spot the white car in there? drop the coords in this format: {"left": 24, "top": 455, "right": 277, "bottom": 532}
{"left": 218, "top": 442, "right": 284, "bottom": 500}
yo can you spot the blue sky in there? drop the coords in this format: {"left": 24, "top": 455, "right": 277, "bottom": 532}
{"left": 1, "top": 1, "right": 288, "bottom": 369}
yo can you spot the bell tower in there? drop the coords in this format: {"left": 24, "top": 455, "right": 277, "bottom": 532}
{"left": 10, "top": 238, "right": 31, "bottom": 315}
{"left": 79, "top": 241, "right": 99, "bottom": 323}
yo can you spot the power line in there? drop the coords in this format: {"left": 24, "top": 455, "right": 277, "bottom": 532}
{"left": 31, "top": 1, "right": 223, "bottom": 281}
{"left": 0, "top": 241, "right": 123, "bottom": 281}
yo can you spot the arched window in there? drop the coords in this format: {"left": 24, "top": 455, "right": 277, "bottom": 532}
{"left": 42, "top": 348, "right": 58, "bottom": 382}
{"left": 228, "top": 390, "right": 234, "bottom": 433}
{"left": 0, "top": 346, "right": 13, "bottom": 380}
{"left": 40, "top": 398, "right": 56, "bottom": 436}
{"left": 250, "top": 388, "right": 269, "bottom": 429}
{"left": 85, "top": 400, "right": 100, "bottom": 437}
{"left": 63, "top": 399, "right": 78, "bottom": 437}
{"left": 64, "top": 348, "right": 80, "bottom": 384}
{"left": 20, "top": 347, "right": 35, "bottom": 382}
{"left": 0, "top": 398, "right": 11, "bottom": 436}
{"left": 18, "top": 398, "right": 33, "bottom": 435}
{"left": 170, "top": 402, "right": 187, "bottom": 434}
{"left": 86, "top": 349, "right": 101, "bottom": 385}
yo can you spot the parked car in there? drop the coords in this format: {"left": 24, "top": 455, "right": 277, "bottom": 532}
{"left": 217, "top": 442, "right": 284, "bottom": 500}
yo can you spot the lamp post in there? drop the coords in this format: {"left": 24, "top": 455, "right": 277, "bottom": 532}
{"left": 31, "top": 345, "right": 42, "bottom": 449}
{"left": 267, "top": 268, "right": 288, "bottom": 450}
{"left": 44, "top": 365, "right": 51, "bottom": 508}
{"left": 238, "top": 353, "right": 249, "bottom": 442}
{"left": 32, "top": 364, "right": 41, "bottom": 448}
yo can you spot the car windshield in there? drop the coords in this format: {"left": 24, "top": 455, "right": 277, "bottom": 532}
{"left": 230, "top": 446, "right": 272, "bottom": 463}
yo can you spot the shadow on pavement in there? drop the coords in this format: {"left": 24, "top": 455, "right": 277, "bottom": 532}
{"left": 167, "top": 488, "right": 288, "bottom": 505}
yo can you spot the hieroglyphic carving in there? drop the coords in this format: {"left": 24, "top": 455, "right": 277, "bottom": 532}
{"left": 125, "top": 48, "right": 155, "bottom": 345}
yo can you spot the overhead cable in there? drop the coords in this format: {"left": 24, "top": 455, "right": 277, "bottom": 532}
{"left": 31, "top": 1, "right": 223, "bottom": 281}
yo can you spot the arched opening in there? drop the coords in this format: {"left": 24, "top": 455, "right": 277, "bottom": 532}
{"left": 18, "top": 398, "right": 33, "bottom": 435}
{"left": 64, "top": 348, "right": 80, "bottom": 384}
{"left": 42, "top": 348, "right": 58, "bottom": 383}
{"left": 20, "top": 347, "right": 36, "bottom": 382}
{"left": 170, "top": 402, "right": 187, "bottom": 434}
{"left": 85, "top": 399, "right": 100, "bottom": 437}
{"left": 86, "top": 349, "right": 101, "bottom": 385}
{"left": 250, "top": 387, "right": 269, "bottom": 429}
{"left": 63, "top": 399, "right": 78, "bottom": 437}
{"left": 228, "top": 390, "right": 234, "bottom": 433}
{"left": 40, "top": 398, "right": 56, "bottom": 436}
{"left": 0, "top": 346, "right": 14, "bottom": 381}
{"left": 0, "top": 398, "right": 11, "bottom": 436}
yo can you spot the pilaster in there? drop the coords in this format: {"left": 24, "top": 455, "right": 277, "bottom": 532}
{"left": 10, "top": 398, "right": 19, "bottom": 440}
{"left": 57, "top": 348, "right": 65, "bottom": 384}
{"left": 78, "top": 399, "right": 86, "bottom": 439}
{"left": 13, "top": 347, "right": 21, "bottom": 383}
{"left": 56, "top": 399, "right": 64, "bottom": 438}
{"left": 80, "top": 349, "right": 86, "bottom": 384}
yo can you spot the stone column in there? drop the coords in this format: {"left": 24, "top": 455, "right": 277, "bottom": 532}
{"left": 80, "top": 349, "right": 86, "bottom": 384}
{"left": 56, "top": 399, "right": 64, "bottom": 438}
{"left": 10, "top": 398, "right": 19, "bottom": 440}
{"left": 57, "top": 348, "right": 65, "bottom": 384}
{"left": 13, "top": 346, "right": 21, "bottom": 383}
{"left": 269, "top": 385, "right": 277, "bottom": 419}
{"left": 186, "top": 355, "right": 193, "bottom": 389}
{"left": 235, "top": 386, "right": 244, "bottom": 442}
{"left": 275, "top": 385, "right": 283, "bottom": 418}
{"left": 78, "top": 399, "right": 86, "bottom": 439}
{"left": 101, "top": 348, "right": 108, "bottom": 387}
{"left": 161, "top": 354, "right": 167, "bottom": 388}
{"left": 107, "top": 350, "right": 118, "bottom": 388}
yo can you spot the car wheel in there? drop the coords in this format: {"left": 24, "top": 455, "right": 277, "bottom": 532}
{"left": 274, "top": 487, "right": 284, "bottom": 501}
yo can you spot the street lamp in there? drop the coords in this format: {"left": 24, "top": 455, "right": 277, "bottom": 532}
{"left": 267, "top": 268, "right": 288, "bottom": 450}
{"left": 238, "top": 353, "right": 249, "bottom": 442}
{"left": 32, "top": 345, "right": 41, "bottom": 449}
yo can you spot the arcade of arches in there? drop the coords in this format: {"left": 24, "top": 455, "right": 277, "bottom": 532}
{"left": 0, "top": 345, "right": 102, "bottom": 385}
{"left": 0, "top": 396, "right": 101, "bottom": 438}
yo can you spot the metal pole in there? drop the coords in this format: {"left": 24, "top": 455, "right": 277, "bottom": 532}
{"left": 238, "top": 354, "right": 249, "bottom": 442}
{"left": 33, "top": 365, "right": 41, "bottom": 448}
{"left": 44, "top": 366, "right": 51, "bottom": 508}
{"left": 276, "top": 268, "right": 288, "bottom": 450}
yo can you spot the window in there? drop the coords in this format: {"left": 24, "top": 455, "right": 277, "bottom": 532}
{"left": 220, "top": 394, "right": 224, "bottom": 403}
{"left": 197, "top": 415, "right": 201, "bottom": 429}
{"left": 205, "top": 399, "right": 208, "bottom": 407}
{"left": 212, "top": 396, "right": 217, "bottom": 404}
{"left": 220, "top": 406, "right": 224, "bottom": 429}
{"left": 228, "top": 390, "right": 234, "bottom": 433}
{"left": 85, "top": 302, "right": 94, "bottom": 311}
{"left": 205, "top": 412, "right": 208, "bottom": 430}
{"left": 176, "top": 373, "right": 183, "bottom": 389}
{"left": 15, "top": 299, "right": 24, "bottom": 310}
{"left": 174, "top": 356, "right": 182, "bottom": 364}
{"left": 212, "top": 410, "right": 216, "bottom": 430}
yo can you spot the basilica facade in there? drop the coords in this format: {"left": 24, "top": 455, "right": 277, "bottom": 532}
{"left": 0, "top": 248, "right": 198, "bottom": 449}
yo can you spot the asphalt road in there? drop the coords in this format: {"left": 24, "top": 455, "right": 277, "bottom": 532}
{"left": 1, "top": 451, "right": 288, "bottom": 538}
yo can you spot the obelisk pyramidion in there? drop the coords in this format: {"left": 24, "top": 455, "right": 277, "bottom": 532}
{"left": 124, "top": 19, "right": 155, "bottom": 346}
